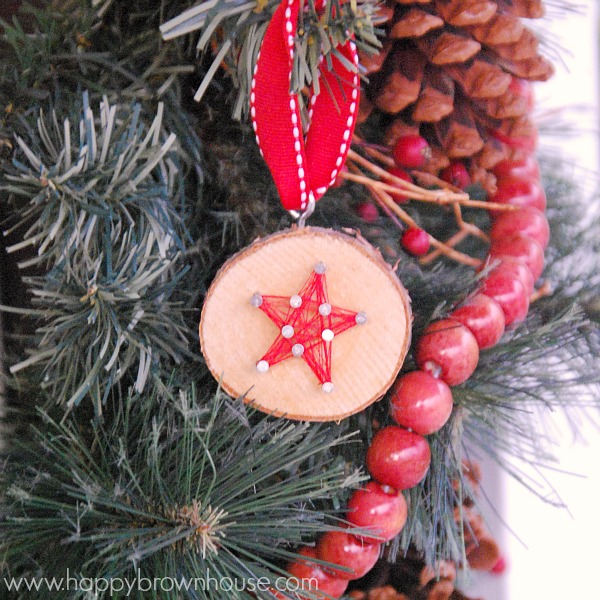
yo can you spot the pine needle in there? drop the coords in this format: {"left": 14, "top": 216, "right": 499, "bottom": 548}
{"left": 0, "top": 386, "right": 362, "bottom": 599}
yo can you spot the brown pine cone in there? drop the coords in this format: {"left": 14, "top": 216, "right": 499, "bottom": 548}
{"left": 360, "top": 0, "right": 553, "bottom": 192}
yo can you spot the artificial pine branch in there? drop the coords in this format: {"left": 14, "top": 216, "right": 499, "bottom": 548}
{"left": 0, "top": 385, "right": 364, "bottom": 599}
{"left": 160, "top": 0, "right": 382, "bottom": 118}
{"left": 456, "top": 302, "right": 600, "bottom": 503}
{"left": 2, "top": 94, "right": 186, "bottom": 267}
{"left": 10, "top": 244, "right": 192, "bottom": 413}
{"left": 3, "top": 74, "right": 598, "bottom": 579}
{"left": 0, "top": 95, "right": 195, "bottom": 414}
{"left": 0, "top": 0, "right": 196, "bottom": 121}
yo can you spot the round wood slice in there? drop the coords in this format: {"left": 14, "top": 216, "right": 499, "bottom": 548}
{"left": 199, "top": 227, "right": 412, "bottom": 421}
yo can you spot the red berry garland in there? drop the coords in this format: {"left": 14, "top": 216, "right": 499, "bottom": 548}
{"left": 389, "top": 371, "right": 453, "bottom": 435}
{"left": 490, "top": 207, "right": 550, "bottom": 249}
{"left": 281, "top": 147, "right": 549, "bottom": 596}
{"left": 450, "top": 294, "right": 505, "bottom": 350}
{"left": 366, "top": 426, "right": 432, "bottom": 491}
{"left": 346, "top": 481, "right": 408, "bottom": 543}
{"left": 490, "top": 257, "right": 535, "bottom": 295}
{"left": 489, "top": 233, "right": 545, "bottom": 281}
{"left": 415, "top": 318, "right": 480, "bottom": 386}
{"left": 282, "top": 148, "right": 549, "bottom": 596}
{"left": 480, "top": 264, "right": 531, "bottom": 326}
{"left": 286, "top": 546, "right": 349, "bottom": 598}
{"left": 488, "top": 177, "right": 547, "bottom": 214}
{"left": 316, "top": 530, "right": 381, "bottom": 580}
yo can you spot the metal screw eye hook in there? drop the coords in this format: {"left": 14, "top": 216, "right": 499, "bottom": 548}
{"left": 290, "top": 192, "right": 316, "bottom": 229}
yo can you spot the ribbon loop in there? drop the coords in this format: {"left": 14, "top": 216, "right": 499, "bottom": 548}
{"left": 250, "top": 0, "right": 360, "bottom": 211}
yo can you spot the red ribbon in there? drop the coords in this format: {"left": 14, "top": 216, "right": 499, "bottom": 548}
{"left": 250, "top": 0, "right": 360, "bottom": 211}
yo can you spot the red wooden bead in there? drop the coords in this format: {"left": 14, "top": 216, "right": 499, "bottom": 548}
{"left": 493, "top": 155, "right": 540, "bottom": 182}
{"left": 480, "top": 268, "right": 529, "bottom": 326}
{"left": 451, "top": 294, "right": 505, "bottom": 350}
{"left": 490, "top": 206, "right": 550, "bottom": 249}
{"left": 366, "top": 426, "right": 431, "bottom": 490}
{"left": 488, "top": 177, "right": 546, "bottom": 215}
{"left": 401, "top": 227, "right": 430, "bottom": 256}
{"left": 287, "top": 546, "right": 349, "bottom": 598}
{"left": 415, "top": 319, "right": 479, "bottom": 386}
{"left": 440, "top": 161, "right": 471, "bottom": 189}
{"left": 316, "top": 530, "right": 380, "bottom": 580}
{"left": 393, "top": 135, "right": 431, "bottom": 169}
{"left": 356, "top": 202, "right": 379, "bottom": 223}
{"left": 346, "top": 481, "right": 408, "bottom": 543}
{"left": 489, "top": 257, "right": 535, "bottom": 295}
{"left": 490, "top": 233, "right": 545, "bottom": 281}
{"left": 390, "top": 371, "right": 453, "bottom": 434}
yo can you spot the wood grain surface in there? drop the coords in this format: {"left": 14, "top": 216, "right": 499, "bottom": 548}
{"left": 200, "top": 227, "right": 412, "bottom": 421}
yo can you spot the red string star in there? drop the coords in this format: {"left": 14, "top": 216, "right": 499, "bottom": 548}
{"left": 252, "top": 262, "right": 366, "bottom": 392}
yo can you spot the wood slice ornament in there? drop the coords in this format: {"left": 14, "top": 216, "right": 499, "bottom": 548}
{"left": 199, "top": 0, "right": 412, "bottom": 420}
{"left": 200, "top": 227, "right": 411, "bottom": 421}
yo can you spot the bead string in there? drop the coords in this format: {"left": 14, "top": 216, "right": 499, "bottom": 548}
{"left": 280, "top": 150, "right": 549, "bottom": 599}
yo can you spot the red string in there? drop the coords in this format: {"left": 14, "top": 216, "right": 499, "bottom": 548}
{"left": 257, "top": 268, "right": 361, "bottom": 386}
{"left": 250, "top": 0, "right": 360, "bottom": 211}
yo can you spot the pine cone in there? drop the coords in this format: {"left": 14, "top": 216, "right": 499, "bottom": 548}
{"left": 360, "top": 0, "right": 553, "bottom": 192}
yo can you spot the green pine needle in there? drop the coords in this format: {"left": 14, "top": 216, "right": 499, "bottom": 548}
{"left": 1, "top": 95, "right": 195, "bottom": 414}
{"left": 456, "top": 303, "right": 600, "bottom": 504}
{"left": 0, "top": 386, "right": 362, "bottom": 599}
{"left": 160, "top": 0, "right": 382, "bottom": 119}
{"left": 1, "top": 93, "right": 187, "bottom": 268}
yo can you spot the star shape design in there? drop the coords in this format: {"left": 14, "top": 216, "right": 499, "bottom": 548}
{"left": 251, "top": 261, "right": 367, "bottom": 393}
